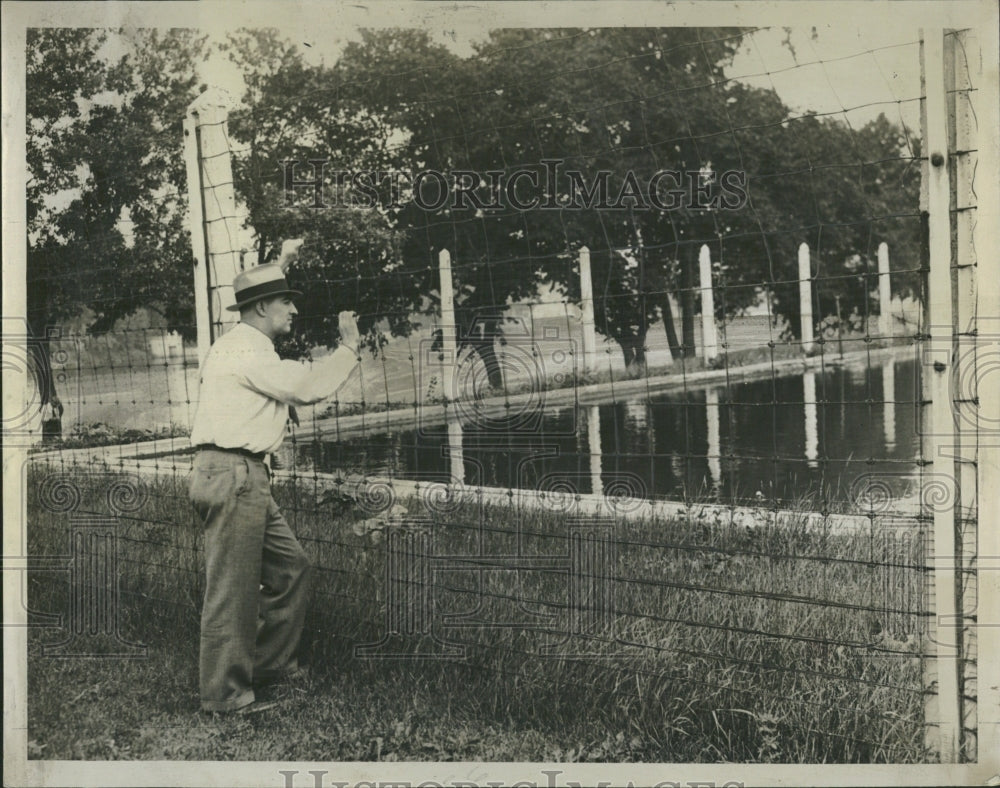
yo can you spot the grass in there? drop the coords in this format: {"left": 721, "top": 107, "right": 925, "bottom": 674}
{"left": 25, "top": 467, "right": 928, "bottom": 762}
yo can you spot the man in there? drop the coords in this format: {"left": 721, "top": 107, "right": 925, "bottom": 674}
{"left": 188, "top": 260, "right": 359, "bottom": 713}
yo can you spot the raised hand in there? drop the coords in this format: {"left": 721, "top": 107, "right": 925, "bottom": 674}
{"left": 337, "top": 310, "right": 360, "bottom": 352}
{"left": 276, "top": 238, "right": 305, "bottom": 272}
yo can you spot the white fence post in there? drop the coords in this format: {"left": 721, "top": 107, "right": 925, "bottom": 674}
{"left": 971, "top": 20, "right": 1000, "bottom": 764}
{"left": 798, "top": 242, "right": 814, "bottom": 354}
{"left": 920, "top": 28, "right": 961, "bottom": 763}
{"left": 438, "top": 249, "right": 463, "bottom": 482}
{"left": 878, "top": 242, "right": 893, "bottom": 341}
{"left": 699, "top": 244, "right": 718, "bottom": 363}
{"left": 579, "top": 246, "right": 597, "bottom": 375}
{"left": 951, "top": 27, "right": 985, "bottom": 762}
{"left": 182, "top": 107, "right": 210, "bottom": 366}
{"left": 183, "top": 89, "right": 241, "bottom": 367}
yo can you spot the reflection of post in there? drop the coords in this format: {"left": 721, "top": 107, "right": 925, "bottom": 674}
{"left": 699, "top": 245, "right": 718, "bottom": 363}
{"left": 587, "top": 405, "right": 603, "bottom": 497}
{"left": 579, "top": 246, "right": 597, "bottom": 375}
{"left": 798, "top": 243, "right": 814, "bottom": 354}
{"left": 624, "top": 400, "right": 648, "bottom": 429}
{"left": 447, "top": 413, "right": 464, "bottom": 484}
{"left": 882, "top": 361, "right": 896, "bottom": 451}
{"left": 878, "top": 242, "right": 893, "bottom": 341}
{"left": 803, "top": 371, "right": 818, "bottom": 468}
{"left": 706, "top": 388, "right": 721, "bottom": 488}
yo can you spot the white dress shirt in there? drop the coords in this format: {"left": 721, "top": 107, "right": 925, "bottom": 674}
{"left": 190, "top": 322, "right": 357, "bottom": 454}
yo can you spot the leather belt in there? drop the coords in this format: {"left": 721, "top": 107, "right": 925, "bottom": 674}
{"left": 195, "top": 443, "right": 268, "bottom": 462}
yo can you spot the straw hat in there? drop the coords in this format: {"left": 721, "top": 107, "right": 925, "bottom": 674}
{"left": 226, "top": 264, "right": 303, "bottom": 311}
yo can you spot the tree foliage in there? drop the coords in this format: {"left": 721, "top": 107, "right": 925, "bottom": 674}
{"left": 306, "top": 28, "right": 918, "bottom": 369}
{"left": 224, "top": 29, "right": 413, "bottom": 357}
{"left": 26, "top": 26, "right": 921, "bottom": 392}
{"left": 27, "top": 28, "right": 209, "bottom": 339}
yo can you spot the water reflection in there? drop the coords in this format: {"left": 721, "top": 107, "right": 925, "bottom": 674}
{"left": 301, "top": 356, "right": 918, "bottom": 511}
{"left": 804, "top": 371, "right": 818, "bottom": 469}
{"left": 883, "top": 363, "right": 896, "bottom": 451}
{"left": 446, "top": 415, "right": 464, "bottom": 482}
{"left": 706, "top": 387, "right": 721, "bottom": 489}
{"left": 587, "top": 405, "right": 602, "bottom": 497}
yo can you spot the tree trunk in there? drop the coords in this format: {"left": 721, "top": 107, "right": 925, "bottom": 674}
{"left": 471, "top": 338, "right": 504, "bottom": 389}
{"left": 629, "top": 210, "right": 651, "bottom": 375}
{"left": 680, "top": 245, "right": 697, "bottom": 358}
{"left": 620, "top": 331, "right": 648, "bottom": 376}
{"left": 659, "top": 297, "right": 683, "bottom": 361}
{"left": 620, "top": 340, "right": 636, "bottom": 371}
{"left": 462, "top": 315, "right": 504, "bottom": 390}
{"left": 27, "top": 315, "right": 63, "bottom": 440}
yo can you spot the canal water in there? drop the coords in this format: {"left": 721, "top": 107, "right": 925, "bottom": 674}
{"left": 297, "top": 356, "right": 920, "bottom": 512}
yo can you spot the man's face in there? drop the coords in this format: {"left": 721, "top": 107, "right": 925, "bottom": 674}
{"left": 259, "top": 295, "right": 298, "bottom": 337}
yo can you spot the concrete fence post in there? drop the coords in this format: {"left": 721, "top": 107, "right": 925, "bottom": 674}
{"left": 969, "top": 20, "right": 1000, "bottom": 763}
{"left": 438, "top": 249, "right": 463, "bottom": 482}
{"left": 699, "top": 244, "right": 719, "bottom": 363}
{"left": 878, "top": 242, "right": 893, "bottom": 340}
{"left": 579, "top": 246, "right": 598, "bottom": 375}
{"left": 919, "top": 28, "right": 961, "bottom": 763}
{"left": 798, "top": 242, "right": 814, "bottom": 354}
{"left": 182, "top": 89, "right": 242, "bottom": 366}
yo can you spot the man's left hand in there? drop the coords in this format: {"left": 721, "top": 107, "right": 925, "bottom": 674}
{"left": 276, "top": 238, "right": 305, "bottom": 272}
{"left": 338, "top": 311, "right": 360, "bottom": 352}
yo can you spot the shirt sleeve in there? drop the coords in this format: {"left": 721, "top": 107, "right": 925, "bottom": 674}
{"left": 236, "top": 345, "right": 358, "bottom": 406}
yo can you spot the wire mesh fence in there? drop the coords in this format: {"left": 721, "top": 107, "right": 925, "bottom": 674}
{"left": 18, "top": 24, "right": 990, "bottom": 763}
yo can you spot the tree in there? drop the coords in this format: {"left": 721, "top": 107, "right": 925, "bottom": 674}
{"left": 424, "top": 26, "right": 750, "bottom": 369}
{"left": 224, "top": 29, "right": 415, "bottom": 358}
{"left": 233, "top": 26, "right": 920, "bottom": 378}
{"left": 327, "top": 27, "right": 732, "bottom": 378}
{"left": 735, "top": 110, "right": 921, "bottom": 341}
{"left": 26, "top": 28, "right": 208, "bottom": 424}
